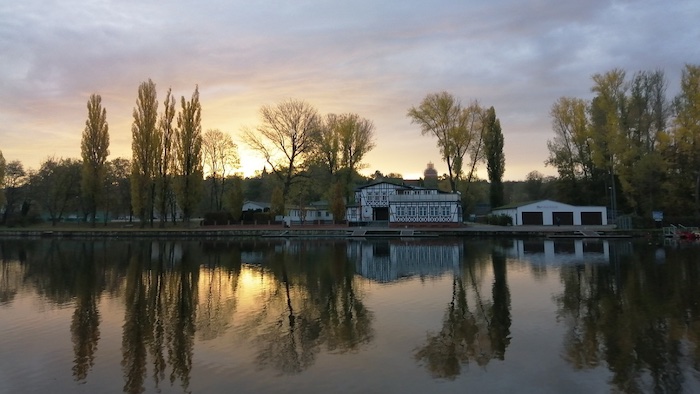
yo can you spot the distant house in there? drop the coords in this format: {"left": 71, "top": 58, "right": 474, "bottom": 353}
{"left": 491, "top": 199, "right": 607, "bottom": 226}
{"left": 242, "top": 200, "right": 270, "bottom": 212}
{"left": 346, "top": 181, "right": 462, "bottom": 227}
{"left": 278, "top": 201, "right": 334, "bottom": 225}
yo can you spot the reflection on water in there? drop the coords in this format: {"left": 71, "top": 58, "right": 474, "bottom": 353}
{"left": 349, "top": 239, "right": 461, "bottom": 282}
{"left": 414, "top": 245, "right": 511, "bottom": 379}
{"left": 1, "top": 238, "right": 700, "bottom": 392}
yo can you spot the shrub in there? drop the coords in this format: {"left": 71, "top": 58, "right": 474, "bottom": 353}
{"left": 487, "top": 213, "right": 512, "bottom": 226}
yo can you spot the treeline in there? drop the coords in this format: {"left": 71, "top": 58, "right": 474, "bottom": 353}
{"left": 0, "top": 79, "right": 382, "bottom": 227}
{"left": 546, "top": 64, "right": 700, "bottom": 225}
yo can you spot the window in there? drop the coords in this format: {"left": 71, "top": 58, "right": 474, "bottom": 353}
{"left": 419, "top": 206, "right": 427, "bottom": 216}
{"left": 430, "top": 206, "right": 438, "bottom": 216}
{"left": 442, "top": 206, "right": 450, "bottom": 216}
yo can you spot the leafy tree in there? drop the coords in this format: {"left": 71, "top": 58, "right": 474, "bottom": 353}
{"left": 313, "top": 113, "right": 375, "bottom": 202}
{"left": 407, "top": 92, "right": 485, "bottom": 194}
{"left": 483, "top": 107, "right": 505, "bottom": 208}
{"left": 270, "top": 186, "right": 285, "bottom": 217}
{"left": 81, "top": 94, "right": 110, "bottom": 226}
{"left": 461, "top": 102, "right": 488, "bottom": 193}
{"left": 337, "top": 113, "right": 376, "bottom": 199}
{"left": 2, "top": 160, "right": 27, "bottom": 224}
{"left": 174, "top": 86, "right": 203, "bottom": 226}
{"left": 156, "top": 88, "right": 176, "bottom": 227}
{"left": 524, "top": 171, "right": 546, "bottom": 201}
{"left": 316, "top": 115, "right": 342, "bottom": 177}
{"left": 131, "top": 79, "right": 159, "bottom": 227}
{"left": 106, "top": 158, "right": 132, "bottom": 221}
{"left": 668, "top": 64, "right": 700, "bottom": 215}
{"left": 0, "top": 150, "right": 5, "bottom": 210}
{"left": 329, "top": 181, "right": 346, "bottom": 223}
{"left": 31, "top": 157, "right": 82, "bottom": 226}
{"left": 243, "top": 99, "right": 321, "bottom": 204}
{"left": 407, "top": 92, "right": 464, "bottom": 192}
{"left": 202, "top": 129, "right": 239, "bottom": 211}
{"left": 617, "top": 70, "right": 670, "bottom": 216}
{"left": 225, "top": 176, "right": 244, "bottom": 222}
{"left": 589, "top": 69, "right": 627, "bottom": 217}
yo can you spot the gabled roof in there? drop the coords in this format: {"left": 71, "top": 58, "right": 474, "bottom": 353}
{"left": 354, "top": 180, "right": 454, "bottom": 194}
{"left": 354, "top": 180, "right": 409, "bottom": 191}
{"left": 492, "top": 199, "right": 575, "bottom": 210}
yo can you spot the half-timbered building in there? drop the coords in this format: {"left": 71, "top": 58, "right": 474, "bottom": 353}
{"left": 346, "top": 181, "right": 462, "bottom": 227}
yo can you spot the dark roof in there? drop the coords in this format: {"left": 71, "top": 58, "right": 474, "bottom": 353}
{"left": 354, "top": 180, "right": 409, "bottom": 190}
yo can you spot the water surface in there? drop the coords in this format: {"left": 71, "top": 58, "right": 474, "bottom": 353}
{"left": 1, "top": 237, "right": 699, "bottom": 393}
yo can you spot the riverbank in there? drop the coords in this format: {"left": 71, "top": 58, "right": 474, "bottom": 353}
{"left": 0, "top": 223, "right": 642, "bottom": 239}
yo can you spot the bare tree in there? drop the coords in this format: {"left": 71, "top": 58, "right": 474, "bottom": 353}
{"left": 202, "top": 129, "right": 239, "bottom": 211}
{"left": 243, "top": 99, "right": 321, "bottom": 204}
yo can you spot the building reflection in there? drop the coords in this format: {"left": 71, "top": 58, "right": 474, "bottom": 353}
{"left": 347, "top": 239, "right": 461, "bottom": 282}
{"left": 500, "top": 239, "right": 610, "bottom": 265}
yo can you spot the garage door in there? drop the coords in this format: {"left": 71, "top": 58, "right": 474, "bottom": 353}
{"left": 581, "top": 212, "right": 603, "bottom": 225}
{"left": 522, "top": 212, "right": 543, "bottom": 225}
{"left": 552, "top": 212, "right": 574, "bottom": 225}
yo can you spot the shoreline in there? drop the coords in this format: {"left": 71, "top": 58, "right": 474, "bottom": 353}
{"left": 0, "top": 223, "right": 641, "bottom": 239}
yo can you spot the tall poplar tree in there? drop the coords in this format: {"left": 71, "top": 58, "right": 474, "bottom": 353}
{"left": 174, "top": 86, "right": 203, "bottom": 226}
{"left": 131, "top": 79, "right": 159, "bottom": 227}
{"left": 156, "top": 88, "right": 176, "bottom": 227}
{"left": 483, "top": 107, "right": 505, "bottom": 208}
{"left": 81, "top": 94, "right": 110, "bottom": 226}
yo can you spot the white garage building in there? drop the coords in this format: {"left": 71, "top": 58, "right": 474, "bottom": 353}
{"left": 491, "top": 200, "right": 607, "bottom": 226}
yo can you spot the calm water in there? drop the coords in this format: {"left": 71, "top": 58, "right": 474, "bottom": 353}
{"left": 1, "top": 237, "right": 699, "bottom": 394}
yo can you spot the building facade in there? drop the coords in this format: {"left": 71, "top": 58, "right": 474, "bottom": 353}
{"left": 491, "top": 199, "right": 607, "bottom": 226}
{"left": 346, "top": 181, "right": 462, "bottom": 227}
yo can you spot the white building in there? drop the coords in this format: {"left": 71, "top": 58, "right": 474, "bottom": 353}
{"left": 278, "top": 201, "right": 334, "bottom": 225}
{"left": 346, "top": 181, "right": 462, "bottom": 227}
{"left": 491, "top": 199, "right": 607, "bottom": 226}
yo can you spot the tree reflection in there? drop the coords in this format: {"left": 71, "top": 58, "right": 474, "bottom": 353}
{"left": 0, "top": 240, "right": 29, "bottom": 305}
{"left": 71, "top": 242, "right": 101, "bottom": 381}
{"left": 121, "top": 241, "right": 198, "bottom": 394}
{"left": 121, "top": 242, "right": 150, "bottom": 394}
{"left": 243, "top": 240, "right": 373, "bottom": 374}
{"left": 196, "top": 242, "right": 241, "bottom": 341}
{"left": 556, "top": 242, "right": 700, "bottom": 393}
{"left": 415, "top": 244, "right": 511, "bottom": 379}
{"left": 5, "top": 238, "right": 374, "bottom": 387}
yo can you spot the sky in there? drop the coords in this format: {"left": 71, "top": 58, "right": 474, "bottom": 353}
{"left": 1, "top": 0, "right": 698, "bottom": 181}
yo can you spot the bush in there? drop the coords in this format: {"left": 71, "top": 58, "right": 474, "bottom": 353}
{"left": 487, "top": 213, "right": 512, "bottom": 226}
{"left": 201, "top": 211, "right": 234, "bottom": 226}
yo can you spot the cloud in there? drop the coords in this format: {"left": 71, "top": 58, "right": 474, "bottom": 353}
{"left": 0, "top": 0, "right": 698, "bottom": 180}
